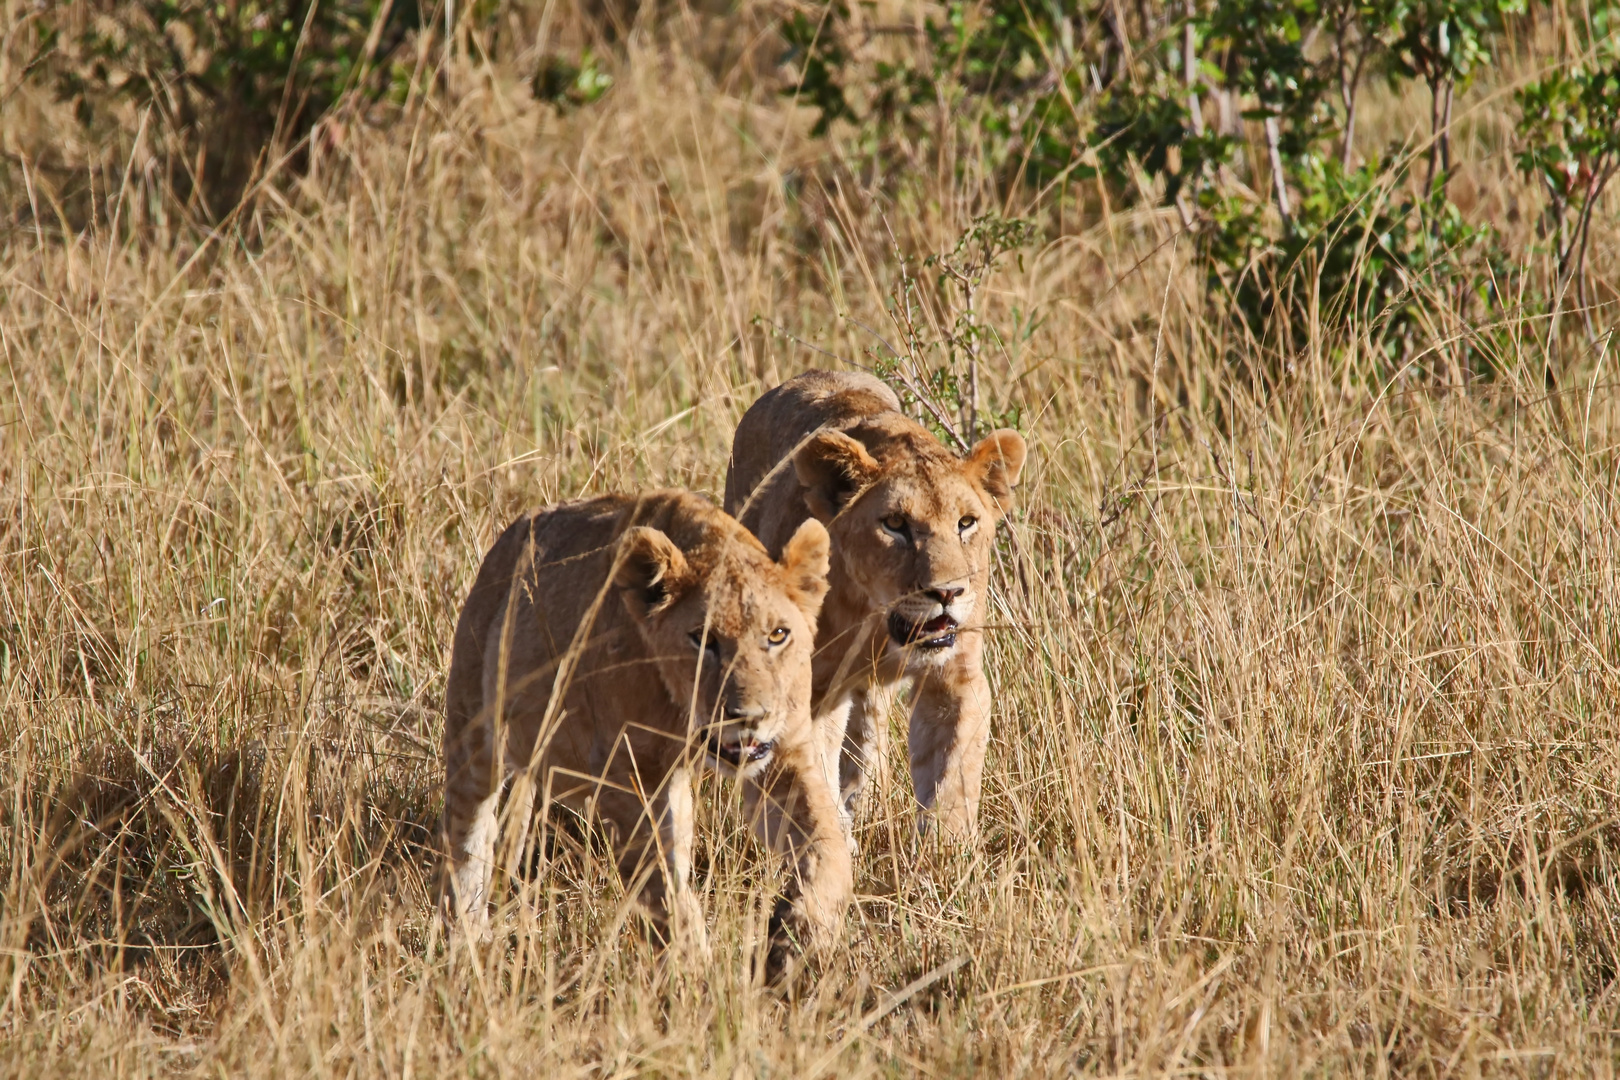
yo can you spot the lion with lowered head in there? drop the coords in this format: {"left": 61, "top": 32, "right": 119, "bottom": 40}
{"left": 442, "top": 490, "right": 851, "bottom": 960}
{"left": 724, "top": 371, "right": 1027, "bottom": 843}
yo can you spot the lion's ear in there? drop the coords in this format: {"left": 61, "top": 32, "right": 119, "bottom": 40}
{"left": 614, "top": 527, "right": 689, "bottom": 619}
{"left": 793, "top": 430, "right": 881, "bottom": 521}
{"left": 966, "top": 429, "right": 1027, "bottom": 513}
{"left": 778, "top": 518, "right": 830, "bottom": 620}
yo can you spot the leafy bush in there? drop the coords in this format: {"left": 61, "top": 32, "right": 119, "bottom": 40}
{"left": 781, "top": 0, "right": 1614, "bottom": 380}
{"left": 531, "top": 49, "right": 615, "bottom": 109}
{"left": 1066, "top": 0, "right": 1521, "bottom": 375}
{"left": 1515, "top": 31, "right": 1620, "bottom": 331}
{"left": 882, "top": 213, "right": 1036, "bottom": 446}
{"left": 1209, "top": 156, "right": 1510, "bottom": 375}
{"left": 779, "top": 0, "right": 1088, "bottom": 185}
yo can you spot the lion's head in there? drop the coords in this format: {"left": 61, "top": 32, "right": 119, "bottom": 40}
{"left": 791, "top": 414, "right": 1026, "bottom": 670}
{"left": 612, "top": 512, "right": 830, "bottom": 778}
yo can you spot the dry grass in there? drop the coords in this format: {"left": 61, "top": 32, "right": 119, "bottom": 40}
{"left": 2, "top": 8, "right": 1619, "bottom": 1075}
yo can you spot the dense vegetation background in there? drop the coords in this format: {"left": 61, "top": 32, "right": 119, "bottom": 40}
{"left": 1, "top": 0, "right": 1618, "bottom": 1073}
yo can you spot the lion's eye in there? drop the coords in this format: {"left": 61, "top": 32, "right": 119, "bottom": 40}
{"left": 767, "top": 627, "right": 790, "bottom": 646}
{"left": 958, "top": 515, "right": 978, "bottom": 533}
{"left": 688, "top": 630, "right": 721, "bottom": 658}
{"left": 881, "top": 514, "right": 907, "bottom": 532}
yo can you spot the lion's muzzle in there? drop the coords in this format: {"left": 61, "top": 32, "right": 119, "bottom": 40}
{"left": 887, "top": 584, "right": 969, "bottom": 652}
{"left": 704, "top": 728, "right": 775, "bottom": 769}
{"left": 887, "top": 610, "right": 959, "bottom": 651}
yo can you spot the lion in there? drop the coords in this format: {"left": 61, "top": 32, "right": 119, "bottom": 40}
{"left": 723, "top": 371, "right": 1027, "bottom": 842}
{"left": 441, "top": 490, "right": 851, "bottom": 960}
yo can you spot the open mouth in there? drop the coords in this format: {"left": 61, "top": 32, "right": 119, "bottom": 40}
{"left": 888, "top": 612, "right": 959, "bottom": 651}
{"left": 706, "top": 731, "right": 774, "bottom": 767}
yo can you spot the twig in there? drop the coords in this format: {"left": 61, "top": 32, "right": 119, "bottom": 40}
{"left": 1264, "top": 114, "right": 1291, "bottom": 224}
{"left": 756, "top": 316, "right": 847, "bottom": 364}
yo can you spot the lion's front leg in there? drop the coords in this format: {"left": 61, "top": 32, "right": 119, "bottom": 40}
{"left": 907, "top": 650, "right": 992, "bottom": 842}
{"left": 837, "top": 684, "right": 892, "bottom": 823}
{"left": 743, "top": 743, "right": 854, "bottom": 966}
{"left": 600, "top": 767, "right": 708, "bottom": 956}
{"left": 814, "top": 694, "right": 856, "bottom": 848}
{"left": 442, "top": 714, "right": 505, "bottom": 941}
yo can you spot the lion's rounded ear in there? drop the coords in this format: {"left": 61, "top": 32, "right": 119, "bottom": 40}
{"left": 966, "top": 429, "right": 1027, "bottom": 512}
{"left": 778, "top": 518, "right": 830, "bottom": 620}
{"left": 793, "top": 430, "right": 881, "bottom": 521}
{"left": 614, "top": 527, "right": 689, "bottom": 618}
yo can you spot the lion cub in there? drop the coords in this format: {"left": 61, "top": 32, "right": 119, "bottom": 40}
{"left": 442, "top": 490, "right": 851, "bottom": 955}
{"left": 725, "top": 370, "right": 1026, "bottom": 843}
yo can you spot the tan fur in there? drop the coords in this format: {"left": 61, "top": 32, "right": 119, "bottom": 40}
{"left": 442, "top": 490, "right": 851, "bottom": 958}
{"left": 724, "top": 371, "right": 1027, "bottom": 842}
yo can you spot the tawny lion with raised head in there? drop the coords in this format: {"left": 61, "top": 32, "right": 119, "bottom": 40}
{"left": 724, "top": 371, "right": 1027, "bottom": 842}
{"left": 442, "top": 490, "right": 850, "bottom": 958}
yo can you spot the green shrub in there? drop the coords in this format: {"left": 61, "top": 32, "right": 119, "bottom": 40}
{"left": 1515, "top": 30, "right": 1620, "bottom": 333}
{"left": 781, "top": 0, "right": 1609, "bottom": 381}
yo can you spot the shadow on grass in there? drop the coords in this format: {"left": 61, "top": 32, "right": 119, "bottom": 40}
{"left": 12, "top": 735, "right": 442, "bottom": 995}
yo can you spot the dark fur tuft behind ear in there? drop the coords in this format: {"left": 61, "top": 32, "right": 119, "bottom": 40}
{"left": 779, "top": 518, "right": 831, "bottom": 620}
{"left": 966, "top": 429, "right": 1027, "bottom": 512}
{"left": 614, "top": 527, "right": 689, "bottom": 618}
{"left": 793, "top": 430, "right": 882, "bottom": 522}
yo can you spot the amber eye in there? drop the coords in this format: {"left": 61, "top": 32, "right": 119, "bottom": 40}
{"left": 881, "top": 514, "right": 907, "bottom": 532}
{"left": 959, "top": 515, "right": 978, "bottom": 533}
{"left": 767, "top": 627, "right": 790, "bottom": 646}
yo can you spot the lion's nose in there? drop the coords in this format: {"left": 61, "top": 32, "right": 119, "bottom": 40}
{"left": 724, "top": 702, "right": 768, "bottom": 722}
{"left": 926, "top": 585, "right": 964, "bottom": 606}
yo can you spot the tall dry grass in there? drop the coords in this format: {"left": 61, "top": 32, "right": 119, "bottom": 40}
{"left": 2, "top": 6, "right": 1619, "bottom": 1075}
